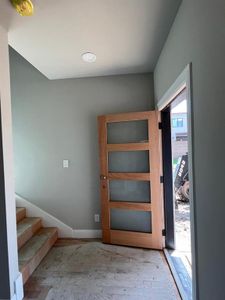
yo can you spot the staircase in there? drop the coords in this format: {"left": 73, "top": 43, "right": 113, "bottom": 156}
{"left": 16, "top": 207, "right": 58, "bottom": 284}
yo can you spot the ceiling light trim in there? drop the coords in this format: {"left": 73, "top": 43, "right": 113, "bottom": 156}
{"left": 82, "top": 52, "right": 97, "bottom": 63}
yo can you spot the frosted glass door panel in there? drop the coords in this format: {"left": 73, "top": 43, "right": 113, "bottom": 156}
{"left": 110, "top": 209, "right": 152, "bottom": 233}
{"left": 108, "top": 151, "right": 149, "bottom": 173}
{"left": 109, "top": 180, "right": 150, "bottom": 203}
{"left": 107, "top": 120, "right": 148, "bottom": 144}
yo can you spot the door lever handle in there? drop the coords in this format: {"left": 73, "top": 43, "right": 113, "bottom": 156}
{"left": 100, "top": 175, "right": 107, "bottom": 180}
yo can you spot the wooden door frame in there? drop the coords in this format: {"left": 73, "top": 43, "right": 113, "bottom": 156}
{"left": 98, "top": 111, "right": 165, "bottom": 250}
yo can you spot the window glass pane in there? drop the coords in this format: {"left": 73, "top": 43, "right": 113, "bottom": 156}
{"left": 172, "top": 118, "right": 177, "bottom": 127}
{"left": 107, "top": 120, "right": 148, "bottom": 144}
{"left": 172, "top": 118, "right": 184, "bottom": 128}
{"left": 108, "top": 151, "right": 149, "bottom": 173}
{"left": 110, "top": 209, "right": 152, "bottom": 233}
{"left": 177, "top": 118, "right": 183, "bottom": 127}
{"left": 109, "top": 180, "right": 151, "bottom": 203}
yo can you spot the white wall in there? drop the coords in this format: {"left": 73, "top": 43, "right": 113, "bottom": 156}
{"left": 154, "top": 0, "right": 225, "bottom": 299}
{"left": 0, "top": 26, "right": 22, "bottom": 300}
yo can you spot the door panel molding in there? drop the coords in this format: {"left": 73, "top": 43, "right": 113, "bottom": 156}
{"left": 107, "top": 143, "right": 149, "bottom": 152}
{"left": 108, "top": 172, "right": 151, "bottom": 181}
{"left": 109, "top": 201, "right": 152, "bottom": 211}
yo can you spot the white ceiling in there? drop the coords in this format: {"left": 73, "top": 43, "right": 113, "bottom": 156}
{"left": 0, "top": 0, "right": 181, "bottom": 80}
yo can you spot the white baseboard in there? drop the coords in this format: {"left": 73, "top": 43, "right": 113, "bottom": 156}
{"left": 15, "top": 194, "right": 102, "bottom": 239}
{"left": 72, "top": 230, "right": 102, "bottom": 239}
{"left": 16, "top": 194, "right": 74, "bottom": 238}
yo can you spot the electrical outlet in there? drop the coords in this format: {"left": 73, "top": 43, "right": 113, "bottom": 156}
{"left": 94, "top": 214, "right": 100, "bottom": 222}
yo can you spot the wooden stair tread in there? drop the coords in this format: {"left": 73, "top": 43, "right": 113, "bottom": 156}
{"left": 19, "top": 227, "right": 58, "bottom": 283}
{"left": 16, "top": 207, "right": 26, "bottom": 223}
{"left": 19, "top": 227, "right": 57, "bottom": 267}
{"left": 17, "top": 217, "right": 42, "bottom": 249}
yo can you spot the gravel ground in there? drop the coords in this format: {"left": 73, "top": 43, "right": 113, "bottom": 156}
{"left": 175, "top": 202, "right": 191, "bottom": 254}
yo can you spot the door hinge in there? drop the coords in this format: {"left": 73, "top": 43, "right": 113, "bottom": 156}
{"left": 160, "top": 176, "right": 164, "bottom": 183}
{"left": 158, "top": 122, "right": 162, "bottom": 130}
{"left": 162, "top": 229, "right": 166, "bottom": 236}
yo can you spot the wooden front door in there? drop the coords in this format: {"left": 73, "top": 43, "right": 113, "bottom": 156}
{"left": 98, "top": 111, "right": 164, "bottom": 250}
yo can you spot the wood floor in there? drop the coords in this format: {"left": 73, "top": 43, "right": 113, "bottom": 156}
{"left": 23, "top": 239, "right": 180, "bottom": 300}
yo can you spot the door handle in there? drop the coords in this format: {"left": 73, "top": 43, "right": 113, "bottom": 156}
{"left": 100, "top": 175, "right": 107, "bottom": 180}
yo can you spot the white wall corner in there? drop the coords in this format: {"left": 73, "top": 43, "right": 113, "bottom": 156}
{"left": 72, "top": 230, "right": 102, "bottom": 239}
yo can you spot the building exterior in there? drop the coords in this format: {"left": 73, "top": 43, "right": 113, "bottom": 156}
{"left": 171, "top": 112, "right": 188, "bottom": 141}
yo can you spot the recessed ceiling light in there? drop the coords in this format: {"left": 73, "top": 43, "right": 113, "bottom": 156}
{"left": 82, "top": 52, "right": 97, "bottom": 63}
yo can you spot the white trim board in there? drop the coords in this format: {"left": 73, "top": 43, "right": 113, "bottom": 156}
{"left": 72, "top": 230, "right": 102, "bottom": 239}
{"left": 15, "top": 194, "right": 102, "bottom": 239}
{"left": 157, "top": 63, "right": 198, "bottom": 300}
{"left": 157, "top": 64, "right": 191, "bottom": 111}
{"left": 13, "top": 273, "right": 23, "bottom": 300}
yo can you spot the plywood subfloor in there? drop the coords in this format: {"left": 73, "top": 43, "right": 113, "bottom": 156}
{"left": 24, "top": 239, "right": 180, "bottom": 300}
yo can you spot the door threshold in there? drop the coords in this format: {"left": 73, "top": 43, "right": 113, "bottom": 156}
{"left": 164, "top": 248, "right": 192, "bottom": 300}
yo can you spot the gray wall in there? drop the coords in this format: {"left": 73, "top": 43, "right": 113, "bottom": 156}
{"left": 10, "top": 48, "right": 154, "bottom": 230}
{"left": 154, "top": 0, "right": 225, "bottom": 299}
